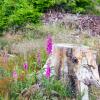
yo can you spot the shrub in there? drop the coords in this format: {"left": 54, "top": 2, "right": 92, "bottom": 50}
{"left": 0, "top": 0, "right": 42, "bottom": 33}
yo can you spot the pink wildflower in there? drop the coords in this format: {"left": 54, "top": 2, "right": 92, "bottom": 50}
{"left": 12, "top": 70, "right": 18, "bottom": 79}
{"left": 45, "top": 62, "right": 51, "bottom": 79}
{"left": 46, "top": 35, "right": 53, "bottom": 55}
{"left": 23, "top": 62, "right": 28, "bottom": 70}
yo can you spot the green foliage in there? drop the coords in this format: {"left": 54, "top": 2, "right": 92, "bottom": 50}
{"left": 31, "top": 0, "right": 67, "bottom": 12}
{"left": 62, "top": 0, "right": 95, "bottom": 13}
{"left": 10, "top": 77, "right": 35, "bottom": 99}
{"left": 31, "top": 0, "right": 95, "bottom": 14}
{"left": 42, "top": 77, "right": 71, "bottom": 98}
{"left": 96, "top": 0, "right": 100, "bottom": 5}
{"left": 0, "top": 0, "right": 42, "bottom": 32}
{"left": 0, "top": 67, "right": 11, "bottom": 80}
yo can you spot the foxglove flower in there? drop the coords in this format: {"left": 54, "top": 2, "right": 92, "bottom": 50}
{"left": 46, "top": 35, "right": 53, "bottom": 55}
{"left": 23, "top": 62, "right": 28, "bottom": 70}
{"left": 12, "top": 70, "right": 18, "bottom": 79}
{"left": 45, "top": 62, "right": 51, "bottom": 79}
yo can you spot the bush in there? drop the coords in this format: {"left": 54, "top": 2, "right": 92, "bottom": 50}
{"left": 0, "top": 0, "right": 42, "bottom": 32}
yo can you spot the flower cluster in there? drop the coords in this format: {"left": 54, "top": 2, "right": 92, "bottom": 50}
{"left": 46, "top": 35, "right": 53, "bottom": 55}
{"left": 23, "top": 62, "right": 28, "bottom": 70}
{"left": 45, "top": 62, "right": 51, "bottom": 79}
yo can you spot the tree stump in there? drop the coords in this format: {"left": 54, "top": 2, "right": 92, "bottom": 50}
{"left": 43, "top": 43, "right": 100, "bottom": 100}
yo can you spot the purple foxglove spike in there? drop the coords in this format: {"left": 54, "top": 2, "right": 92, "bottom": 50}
{"left": 23, "top": 62, "right": 28, "bottom": 70}
{"left": 45, "top": 62, "right": 51, "bottom": 79}
{"left": 46, "top": 35, "right": 53, "bottom": 55}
